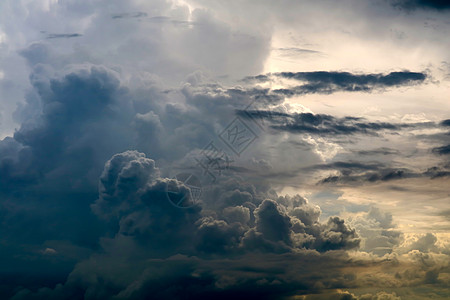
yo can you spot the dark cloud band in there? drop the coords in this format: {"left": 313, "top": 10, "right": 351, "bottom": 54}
{"left": 391, "top": 0, "right": 450, "bottom": 10}
{"left": 244, "top": 71, "right": 426, "bottom": 96}
{"left": 46, "top": 33, "right": 82, "bottom": 39}
{"left": 238, "top": 110, "right": 436, "bottom": 136}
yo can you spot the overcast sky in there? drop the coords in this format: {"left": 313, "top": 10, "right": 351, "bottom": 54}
{"left": 0, "top": 0, "right": 449, "bottom": 299}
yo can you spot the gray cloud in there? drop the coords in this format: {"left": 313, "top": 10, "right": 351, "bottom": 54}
{"left": 0, "top": 59, "right": 369, "bottom": 295}
{"left": 306, "top": 161, "right": 385, "bottom": 172}
{"left": 440, "top": 119, "right": 450, "bottom": 126}
{"left": 0, "top": 53, "right": 446, "bottom": 298}
{"left": 1, "top": 0, "right": 449, "bottom": 298}
{"left": 46, "top": 33, "right": 83, "bottom": 39}
{"left": 354, "top": 147, "right": 400, "bottom": 156}
{"left": 111, "top": 12, "right": 148, "bottom": 19}
{"left": 6, "top": 149, "right": 365, "bottom": 299}
{"left": 432, "top": 144, "right": 450, "bottom": 155}
{"left": 391, "top": 0, "right": 450, "bottom": 10}
{"left": 318, "top": 165, "right": 450, "bottom": 185}
{"left": 244, "top": 71, "right": 426, "bottom": 96}
{"left": 238, "top": 110, "right": 430, "bottom": 136}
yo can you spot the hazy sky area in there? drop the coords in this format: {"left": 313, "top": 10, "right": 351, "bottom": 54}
{"left": 0, "top": 0, "right": 449, "bottom": 299}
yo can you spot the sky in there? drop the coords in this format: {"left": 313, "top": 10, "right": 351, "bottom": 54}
{"left": 0, "top": 0, "right": 449, "bottom": 299}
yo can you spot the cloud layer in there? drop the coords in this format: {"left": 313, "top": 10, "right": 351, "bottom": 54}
{"left": 0, "top": 0, "right": 449, "bottom": 299}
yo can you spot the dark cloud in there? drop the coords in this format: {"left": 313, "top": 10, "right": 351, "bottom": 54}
{"left": 238, "top": 110, "right": 424, "bottom": 136}
{"left": 391, "top": 0, "right": 450, "bottom": 10}
{"left": 0, "top": 65, "right": 138, "bottom": 296}
{"left": 424, "top": 165, "right": 450, "bottom": 178}
{"left": 354, "top": 147, "right": 400, "bottom": 156}
{"left": 437, "top": 209, "right": 450, "bottom": 221}
{"left": 318, "top": 164, "right": 450, "bottom": 185}
{"left": 111, "top": 13, "right": 197, "bottom": 28}
{"left": 254, "top": 199, "right": 293, "bottom": 245}
{"left": 440, "top": 119, "right": 450, "bottom": 126}
{"left": 91, "top": 151, "right": 203, "bottom": 254}
{"left": 111, "top": 12, "right": 148, "bottom": 19}
{"left": 5, "top": 149, "right": 366, "bottom": 299}
{"left": 0, "top": 58, "right": 446, "bottom": 298}
{"left": 12, "top": 251, "right": 364, "bottom": 300}
{"left": 301, "top": 290, "right": 404, "bottom": 299}
{"left": 0, "top": 81, "right": 446, "bottom": 300}
{"left": 8, "top": 64, "right": 133, "bottom": 188}
{"left": 46, "top": 33, "right": 83, "bottom": 39}
{"left": 306, "top": 161, "right": 385, "bottom": 172}
{"left": 276, "top": 71, "right": 426, "bottom": 86}
{"left": 432, "top": 144, "right": 450, "bottom": 155}
{"left": 244, "top": 71, "right": 426, "bottom": 96}
{"left": 0, "top": 58, "right": 369, "bottom": 295}
{"left": 1, "top": 0, "right": 449, "bottom": 298}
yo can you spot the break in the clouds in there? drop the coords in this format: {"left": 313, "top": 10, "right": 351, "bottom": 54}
{"left": 0, "top": 0, "right": 449, "bottom": 299}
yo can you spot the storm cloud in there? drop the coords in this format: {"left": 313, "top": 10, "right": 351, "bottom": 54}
{"left": 0, "top": 0, "right": 449, "bottom": 299}
{"left": 391, "top": 0, "right": 450, "bottom": 10}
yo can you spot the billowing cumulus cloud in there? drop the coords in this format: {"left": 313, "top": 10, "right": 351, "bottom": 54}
{"left": 10, "top": 149, "right": 448, "bottom": 299}
{"left": 1, "top": 58, "right": 449, "bottom": 298}
{"left": 6, "top": 149, "right": 361, "bottom": 298}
